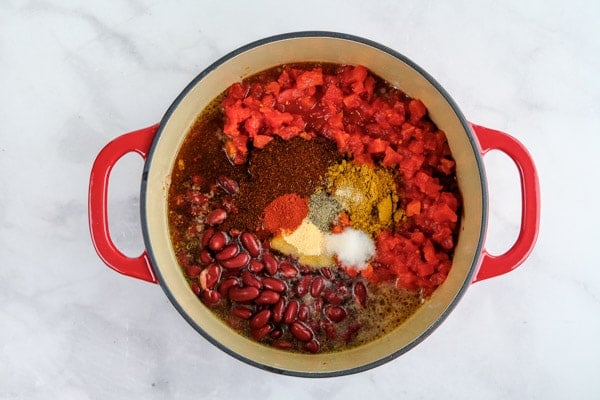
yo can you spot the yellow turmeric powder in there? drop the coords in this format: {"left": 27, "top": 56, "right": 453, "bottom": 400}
{"left": 325, "top": 160, "right": 401, "bottom": 236}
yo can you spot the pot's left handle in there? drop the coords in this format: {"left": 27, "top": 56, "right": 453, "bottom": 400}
{"left": 88, "top": 125, "right": 160, "bottom": 284}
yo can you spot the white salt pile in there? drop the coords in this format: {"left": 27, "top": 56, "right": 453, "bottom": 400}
{"left": 325, "top": 227, "right": 375, "bottom": 270}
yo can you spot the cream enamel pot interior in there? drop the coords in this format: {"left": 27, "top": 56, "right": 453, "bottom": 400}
{"left": 89, "top": 32, "right": 540, "bottom": 377}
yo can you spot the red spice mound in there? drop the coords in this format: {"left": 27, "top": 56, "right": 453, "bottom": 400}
{"left": 263, "top": 194, "right": 308, "bottom": 234}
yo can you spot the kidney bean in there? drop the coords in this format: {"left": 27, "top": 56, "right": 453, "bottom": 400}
{"left": 278, "top": 261, "right": 298, "bottom": 278}
{"left": 298, "top": 304, "right": 309, "bottom": 322}
{"left": 191, "top": 174, "right": 203, "bottom": 186}
{"left": 271, "top": 339, "right": 294, "bottom": 350}
{"left": 314, "top": 298, "right": 323, "bottom": 313}
{"left": 309, "top": 320, "right": 320, "bottom": 333}
{"left": 250, "top": 309, "right": 271, "bottom": 329}
{"left": 248, "top": 259, "right": 265, "bottom": 274}
{"left": 201, "top": 227, "right": 216, "bottom": 247}
{"left": 218, "top": 277, "right": 239, "bottom": 297}
{"left": 206, "top": 208, "right": 227, "bottom": 225}
{"left": 199, "top": 249, "right": 214, "bottom": 264}
{"left": 232, "top": 305, "right": 253, "bottom": 319}
{"left": 240, "top": 232, "right": 262, "bottom": 257}
{"left": 185, "top": 265, "right": 202, "bottom": 277}
{"left": 283, "top": 300, "right": 299, "bottom": 324}
{"left": 304, "top": 339, "right": 320, "bottom": 353}
{"left": 353, "top": 281, "right": 367, "bottom": 307}
{"left": 205, "top": 264, "right": 221, "bottom": 289}
{"left": 262, "top": 253, "right": 278, "bottom": 275}
{"left": 320, "top": 321, "right": 337, "bottom": 340}
{"left": 177, "top": 251, "right": 193, "bottom": 267}
{"left": 323, "top": 289, "right": 343, "bottom": 305}
{"left": 272, "top": 298, "right": 286, "bottom": 323}
{"left": 201, "top": 289, "right": 221, "bottom": 305}
{"left": 325, "top": 305, "right": 347, "bottom": 323}
{"left": 295, "top": 275, "right": 312, "bottom": 297}
{"left": 298, "top": 264, "right": 313, "bottom": 274}
{"left": 269, "top": 328, "right": 283, "bottom": 340}
{"left": 310, "top": 276, "right": 324, "bottom": 297}
{"left": 336, "top": 284, "right": 350, "bottom": 299}
{"left": 208, "top": 231, "right": 228, "bottom": 252}
{"left": 241, "top": 271, "right": 262, "bottom": 289}
{"left": 215, "top": 243, "right": 240, "bottom": 261}
{"left": 229, "top": 286, "right": 260, "bottom": 302}
{"left": 342, "top": 323, "right": 360, "bottom": 342}
{"left": 255, "top": 290, "right": 280, "bottom": 305}
{"left": 262, "top": 277, "right": 286, "bottom": 293}
{"left": 199, "top": 264, "right": 220, "bottom": 290}
{"left": 251, "top": 324, "right": 273, "bottom": 341}
{"left": 289, "top": 321, "right": 313, "bottom": 342}
{"left": 217, "top": 175, "right": 239, "bottom": 195}
{"left": 320, "top": 267, "right": 333, "bottom": 280}
{"left": 220, "top": 252, "right": 250, "bottom": 269}
{"left": 190, "top": 282, "right": 201, "bottom": 296}
{"left": 228, "top": 227, "right": 241, "bottom": 237}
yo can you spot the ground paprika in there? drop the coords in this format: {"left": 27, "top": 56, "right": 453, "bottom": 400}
{"left": 263, "top": 194, "right": 309, "bottom": 234}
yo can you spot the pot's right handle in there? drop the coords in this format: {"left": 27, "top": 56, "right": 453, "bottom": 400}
{"left": 470, "top": 123, "right": 540, "bottom": 282}
{"left": 88, "top": 125, "right": 159, "bottom": 284}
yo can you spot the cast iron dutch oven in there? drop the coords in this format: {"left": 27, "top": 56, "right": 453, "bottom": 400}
{"left": 88, "top": 32, "right": 540, "bottom": 377}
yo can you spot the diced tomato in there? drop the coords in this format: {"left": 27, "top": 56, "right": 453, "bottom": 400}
{"left": 322, "top": 84, "right": 343, "bottom": 110}
{"left": 263, "top": 110, "right": 294, "bottom": 129}
{"left": 408, "top": 139, "right": 425, "bottom": 155}
{"left": 367, "top": 138, "right": 389, "bottom": 155}
{"left": 363, "top": 76, "right": 375, "bottom": 99}
{"left": 399, "top": 154, "right": 425, "bottom": 179}
{"left": 432, "top": 227, "right": 454, "bottom": 250}
{"left": 253, "top": 134, "right": 273, "bottom": 149}
{"left": 243, "top": 112, "right": 263, "bottom": 137}
{"left": 406, "top": 199, "right": 421, "bottom": 216}
{"left": 438, "top": 158, "right": 455, "bottom": 174}
{"left": 264, "top": 81, "right": 280, "bottom": 96}
{"left": 396, "top": 273, "right": 417, "bottom": 291}
{"left": 408, "top": 99, "right": 427, "bottom": 122}
{"left": 430, "top": 203, "right": 458, "bottom": 223}
{"left": 277, "top": 69, "right": 292, "bottom": 88}
{"left": 332, "top": 129, "right": 350, "bottom": 153}
{"left": 343, "top": 93, "right": 362, "bottom": 109}
{"left": 274, "top": 126, "right": 302, "bottom": 140}
{"left": 382, "top": 146, "right": 402, "bottom": 167}
{"left": 343, "top": 65, "right": 368, "bottom": 85}
{"left": 227, "top": 82, "right": 247, "bottom": 100}
{"left": 298, "top": 95, "right": 317, "bottom": 111}
{"left": 277, "top": 88, "right": 303, "bottom": 104}
{"left": 347, "top": 134, "right": 365, "bottom": 157}
{"left": 417, "top": 262, "right": 435, "bottom": 277}
{"left": 296, "top": 69, "right": 323, "bottom": 90}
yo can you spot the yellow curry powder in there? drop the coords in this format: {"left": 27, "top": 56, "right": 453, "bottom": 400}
{"left": 325, "top": 160, "right": 402, "bottom": 236}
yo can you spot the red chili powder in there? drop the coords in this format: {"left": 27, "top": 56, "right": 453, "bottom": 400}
{"left": 263, "top": 194, "right": 309, "bottom": 234}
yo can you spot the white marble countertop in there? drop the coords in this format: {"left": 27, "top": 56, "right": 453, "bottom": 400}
{"left": 2, "top": 1, "right": 599, "bottom": 398}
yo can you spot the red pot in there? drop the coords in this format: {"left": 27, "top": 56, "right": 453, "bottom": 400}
{"left": 88, "top": 32, "right": 539, "bottom": 376}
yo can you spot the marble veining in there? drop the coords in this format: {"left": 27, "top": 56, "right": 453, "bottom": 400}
{"left": 1, "top": 0, "right": 599, "bottom": 399}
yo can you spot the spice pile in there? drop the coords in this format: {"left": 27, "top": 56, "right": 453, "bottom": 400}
{"left": 168, "top": 62, "right": 461, "bottom": 353}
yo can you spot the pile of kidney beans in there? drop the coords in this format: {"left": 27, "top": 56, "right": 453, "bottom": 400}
{"left": 179, "top": 175, "right": 368, "bottom": 354}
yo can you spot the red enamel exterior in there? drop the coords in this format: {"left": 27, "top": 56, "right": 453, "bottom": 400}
{"left": 88, "top": 124, "right": 159, "bottom": 284}
{"left": 470, "top": 123, "right": 540, "bottom": 282}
